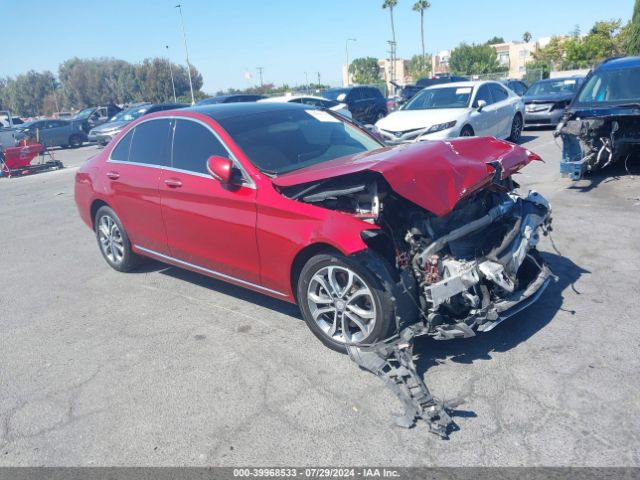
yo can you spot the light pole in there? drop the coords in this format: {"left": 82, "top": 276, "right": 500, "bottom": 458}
{"left": 256, "top": 67, "right": 264, "bottom": 87}
{"left": 304, "top": 71, "right": 309, "bottom": 94}
{"left": 345, "top": 38, "right": 357, "bottom": 86}
{"left": 175, "top": 4, "right": 195, "bottom": 105}
{"left": 165, "top": 45, "right": 177, "bottom": 103}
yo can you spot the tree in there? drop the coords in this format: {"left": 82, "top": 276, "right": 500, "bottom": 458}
{"left": 382, "top": 0, "right": 398, "bottom": 44}
{"left": 349, "top": 57, "right": 381, "bottom": 84}
{"left": 486, "top": 36, "right": 505, "bottom": 45}
{"left": 563, "top": 20, "right": 624, "bottom": 68}
{"left": 413, "top": 1, "right": 431, "bottom": 67}
{"left": 523, "top": 31, "right": 532, "bottom": 43}
{"left": 407, "top": 54, "right": 431, "bottom": 80}
{"left": 626, "top": 0, "right": 640, "bottom": 54}
{"left": 2, "top": 70, "right": 57, "bottom": 116}
{"left": 449, "top": 43, "right": 506, "bottom": 75}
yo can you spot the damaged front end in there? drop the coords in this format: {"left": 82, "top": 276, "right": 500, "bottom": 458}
{"left": 556, "top": 109, "right": 640, "bottom": 179}
{"left": 276, "top": 138, "right": 554, "bottom": 437}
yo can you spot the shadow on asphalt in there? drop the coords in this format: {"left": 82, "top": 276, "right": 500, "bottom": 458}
{"left": 566, "top": 157, "right": 640, "bottom": 193}
{"left": 414, "top": 252, "right": 589, "bottom": 373}
{"left": 132, "top": 259, "right": 302, "bottom": 319}
{"left": 517, "top": 135, "right": 538, "bottom": 145}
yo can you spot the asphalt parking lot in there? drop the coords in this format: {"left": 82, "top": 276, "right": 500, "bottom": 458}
{"left": 1, "top": 131, "right": 639, "bottom": 467}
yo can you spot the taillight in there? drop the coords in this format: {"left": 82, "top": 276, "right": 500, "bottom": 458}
{"left": 526, "top": 150, "right": 543, "bottom": 162}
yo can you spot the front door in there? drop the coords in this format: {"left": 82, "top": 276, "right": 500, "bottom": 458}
{"left": 470, "top": 84, "right": 497, "bottom": 137}
{"left": 160, "top": 118, "right": 261, "bottom": 284}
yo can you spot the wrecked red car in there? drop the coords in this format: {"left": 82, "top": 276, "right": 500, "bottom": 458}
{"left": 75, "top": 103, "right": 552, "bottom": 353}
{"left": 75, "top": 103, "right": 554, "bottom": 436}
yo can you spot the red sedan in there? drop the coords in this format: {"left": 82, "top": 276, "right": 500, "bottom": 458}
{"left": 75, "top": 103, "right": 552, "bottom": 352}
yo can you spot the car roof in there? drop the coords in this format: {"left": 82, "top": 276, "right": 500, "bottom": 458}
{"left": 599, "top": 56, "right": 640, "bottom": 70}
{"left": 424, "top": 80, "right": 490, "bottom": 90}
{"left": 259, "top": 95, "right": 330, "bottom": 103}
{"left": 191, "top": 101, "right": 309, "bottom": 121}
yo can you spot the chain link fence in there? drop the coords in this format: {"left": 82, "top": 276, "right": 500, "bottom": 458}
{"left": 467, "top": 68, "right": 545, "bottom": 85}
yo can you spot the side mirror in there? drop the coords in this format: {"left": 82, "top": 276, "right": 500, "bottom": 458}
{"left": 207, "top": 155, "right": 233, "bottom": 183}
{"left": 476, "top": 100, "right": 487, "bottom": 112}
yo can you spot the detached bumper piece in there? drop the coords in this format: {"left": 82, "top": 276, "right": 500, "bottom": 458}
{"left": 347, "top": 327, "right": 456, "bottom": 438}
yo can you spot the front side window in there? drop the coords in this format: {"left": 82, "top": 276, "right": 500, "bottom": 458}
{"left": 128, "top": 119, "right": 172, "bottom": 166}
{"left": 216, "top": 108, "right": 381, "bottom": 175}
{"left": 574, "top": 67, "right": 640, "bottom": 106}
{"left": 172, "top": 119, "right": 229, "bottom": 174}
{"left": 473, "top": 85, "right": 494, "bottom": 107}
{"left": 489, "top": 83, "right": 509, "bottom": 102}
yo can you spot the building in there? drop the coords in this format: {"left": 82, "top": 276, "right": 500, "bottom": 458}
{"left": 490, "top": 41, "right": 537, "bottom": 79}
{"left": 431, "top": 50, "right": 451, "bottom": 75}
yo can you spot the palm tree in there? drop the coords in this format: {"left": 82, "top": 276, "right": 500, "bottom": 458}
{"left": 413, "top": 1, "right": 431, "bottom": 71}
{"left": 382, "top": 0, "right": 398, "bottom": 44}
{"left": 523, "top": 31, "right": 532, "bottom": 43}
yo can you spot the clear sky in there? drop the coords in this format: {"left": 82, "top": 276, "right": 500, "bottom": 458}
{"left": 1, "top": 0, "right": 634, "bottom": 93}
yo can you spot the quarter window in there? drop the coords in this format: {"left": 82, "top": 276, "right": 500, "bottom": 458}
{"left": 128, "top": 119, "right": 172, "bottom": 166}
{"left": 172, "top": 119, "right": 229, "bottom": 174}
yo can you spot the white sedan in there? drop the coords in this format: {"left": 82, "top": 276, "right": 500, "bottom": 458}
{"left": 259, "top": 94, "right": 352, "bottom": 119}
{"left": 375, "top": 81, "right": 525, "bottom": 144}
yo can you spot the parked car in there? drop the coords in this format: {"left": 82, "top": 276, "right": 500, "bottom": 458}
{"left": 258, "top": 94, "right": 352, "bottom": 118}
{"left": 197, "top": 94, "right": 266, "bottom": 105}
{"left": 321, "top": 86, "right": 387, "bottom": 124}
{"left": 556, "top": 56, "right": 640, "bottom": 179}
{"left": 390, "top": 76, "right": 472, "bottom": 110}
{"left": 523, "top": 77, "right": 584, "bottom": 127}
{"left": 375, "top": 81, "right": 525, "bottom": 144}
{"left": 17, "top": 118, "right": 86, "bottom": 148}
{"left": 0, "top": 110, "right": 27, "bottom": 147}
{"left": 73, "top": 105, "right": 123, "bottom": 133}
{"left": 0, "top": 114, "right": 24, "bottom": 128}
{"left": 88, "top": 103, "right": 187, "bottom": 145}
{"left": 75, "top": 102, "right": 551, "bottom": 354}
{"left": 500, "top": 79, "right": 529, "bottom": 96}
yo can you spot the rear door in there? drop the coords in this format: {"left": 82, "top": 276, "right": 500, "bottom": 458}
{"left": 105, "top": 118, "right": 173, "bottom": 254}
{"left": 159, "top": 117, "right": 260, "bottom": 284}
{"left": 470, "top": 84, "right": 497, "bottom": 136}
{"left": 488, "top": 83, "right": 513, "bottom": 137}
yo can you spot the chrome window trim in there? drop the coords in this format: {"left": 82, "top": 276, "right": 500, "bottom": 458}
{"left": 134, "top": 245, "right": 288, "bottom": 297}
{"left": 107, "top": 115, "right": 256, "bottom": 188}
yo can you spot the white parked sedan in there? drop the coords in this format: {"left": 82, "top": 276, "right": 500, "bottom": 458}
{"left": 375, "top": 81, "right": 525, "bottom": 144}
{"left": 259, "top": 94, "right": 352, "bottom": 119}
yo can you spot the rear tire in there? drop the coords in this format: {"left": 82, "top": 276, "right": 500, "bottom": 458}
{"left": 297, "top": 253, "right": 396, "bottom": 353}
{"left": 94, "top": 206, "right": 144, "bottom": 272}
{"left": 69, "top": 134, "right": 83, "bottom": 148}
{"left": 508, "top": 114, "right": 523, "bottom": 143}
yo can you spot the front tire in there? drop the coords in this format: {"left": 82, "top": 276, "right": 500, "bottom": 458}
{"left": 297, "top": 253, "right": 395, "bottom": 353}
{"left": 94, "top": 206, "right": 143, "bottom": 272}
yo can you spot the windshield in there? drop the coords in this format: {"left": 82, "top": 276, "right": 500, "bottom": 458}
{"left": 322, "top": 88, "right": 349, "bottom": 102}
{"left": 574, "top": 66, "right": 640, "bottom": 106}
{"left": 403, "top": 86, "right": 472, "bottom": 110}
{"left": 73, "top": 107, "right": 94, "bottom": 120}
{"left": 216, "top": 108, "right": 382, "bottom": 175}
{"left": 109, "top": 106, "right": 149, "bottom": 123}
{"left": 527, "top": 79, "right": 580, "bottom": 96}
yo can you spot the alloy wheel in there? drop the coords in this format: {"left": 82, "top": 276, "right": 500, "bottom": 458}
{"left": 97, "top": 215, "right": 125, "bottom": 264}
{"left": 511, "top": 115, "right": 523, "bottom": 142}
{"left": 307, "top": 266, "right": 377, "bottom": 344}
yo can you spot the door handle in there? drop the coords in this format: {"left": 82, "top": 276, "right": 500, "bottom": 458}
{"left": 164, "top": 178, "right": 183, "bottom": 188}
{"left": 106, "top": 171, "right": 120, "bottom": 180}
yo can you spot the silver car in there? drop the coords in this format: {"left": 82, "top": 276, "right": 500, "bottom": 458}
{"left": 17, "top": 119, "right": 86, "bottom": 148}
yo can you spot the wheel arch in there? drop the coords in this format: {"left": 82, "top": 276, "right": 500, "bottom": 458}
{"left": 90, "top": 199, "right": 110, "bottom": 229}
{"left": 290, "top": 243, "right": 342, "bottom": 303}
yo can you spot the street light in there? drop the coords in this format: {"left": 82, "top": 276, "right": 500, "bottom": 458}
{"left": 345, "top": 38, "right": 357, "bottom": 86}
{"left": 165, "top": 45, "right": 177, "bottom": 103}
{"left": 175, "top": 4, "right": 195, "bottom": 105}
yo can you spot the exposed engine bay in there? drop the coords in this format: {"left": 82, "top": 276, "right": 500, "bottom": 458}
{"left": 556, "top": 112, "right": 640, "bottom": 179}
{"left": 280, "top": 169, "right": 554, "bottom": 437}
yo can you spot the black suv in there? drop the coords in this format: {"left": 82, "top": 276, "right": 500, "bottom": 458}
{"left": 322, "top": 86, "right": 387, "bottom": 124}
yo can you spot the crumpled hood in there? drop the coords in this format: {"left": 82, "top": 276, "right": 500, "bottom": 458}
{"left": 375, "top": 109, "right": 466, "bottom": 132}
{"left": 272, "top": 137, "right": 540, "bottom": 217}
{"left": 524, "top": 93, "right": 574, "bottom": 104}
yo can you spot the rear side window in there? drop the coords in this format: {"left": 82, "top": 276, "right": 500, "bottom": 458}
{"left": 489, "top": 83, "right": 509, "bottom": 102}
{"left": 128, "top": 119, "right": 173, "bottom": 166}
{"left": 110, "top": 129, "right": 134, "bottom": 161}
{"left": 172, "top": 119, "right": 229, "bottom": 174}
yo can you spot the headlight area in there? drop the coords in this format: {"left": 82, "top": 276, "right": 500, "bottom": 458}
{"left": 425, "top": 120, "right": 457, "bottom": 134}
